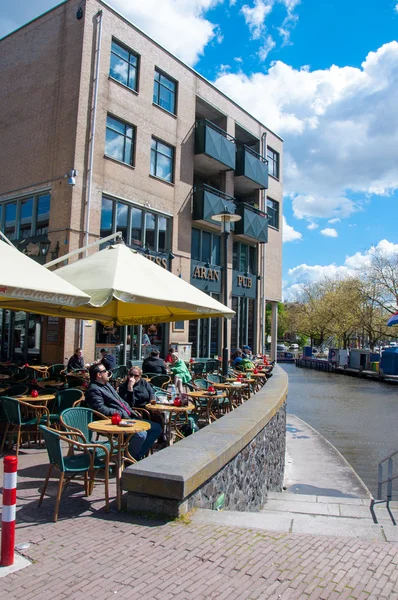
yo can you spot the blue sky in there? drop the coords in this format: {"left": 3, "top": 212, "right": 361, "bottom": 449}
{"left": 1, "top": 0, "right": 398, "bottom": 299}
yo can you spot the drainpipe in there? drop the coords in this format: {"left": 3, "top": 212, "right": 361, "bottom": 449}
{"left": 81, "top": 9, "right": 103, "bottom": 349}
{"left": 260, "top": 132, "right": 267, "bottom": 354}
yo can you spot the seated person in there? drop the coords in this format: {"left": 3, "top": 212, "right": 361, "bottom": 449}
{"left": 119, "top": 366, "right": 156, "bottom": 407}
{"left": 165, "top": 347, "right": 174, "bottom": 364}
{"left": 142, "top": 350, "right": 167, "bottom": 375}
{"left": 85, "top": 364, "right": 161, "bottom": 461}
{"left": 67, "top": 347, "right": 84, "bottom": 371}
{"left": 169, "top": 352, "right": 192, "bottom": 395}
{"left": 242, "top": 345, "right": 252, "bottom": 359}
{"left": 99, "top": 348, "right": 116, "bottom": 371}
{"left": 232, "top": 348, "right": 244, "bottom": 369}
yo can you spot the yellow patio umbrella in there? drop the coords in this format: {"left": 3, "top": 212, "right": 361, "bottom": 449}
{"left": 0, "top": 244, "right": 235, "bottom": 325}
{"left": 0, "top": 239, "right": 90, "bottom": 310}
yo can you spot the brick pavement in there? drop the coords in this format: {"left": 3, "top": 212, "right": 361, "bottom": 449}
{"left": 1, "top": 445, "right": 398, "bottom": 599}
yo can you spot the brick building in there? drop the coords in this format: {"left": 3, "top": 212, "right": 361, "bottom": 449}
{"left": 0, "top": 0, "right": 283, "bottom": 366}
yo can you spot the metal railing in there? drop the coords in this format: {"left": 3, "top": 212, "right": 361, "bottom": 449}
{"left": 370, "top": 450, "right": 398, "bottom": 525}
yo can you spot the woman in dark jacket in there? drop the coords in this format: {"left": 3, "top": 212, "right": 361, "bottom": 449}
{"left": 118, "top": 366, "right": 155, "bottom": 407}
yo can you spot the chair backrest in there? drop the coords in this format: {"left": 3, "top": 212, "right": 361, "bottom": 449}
{"left": 110, "top": 365, "right": 128, "bottom": 380}
{"left": 192, "top": 362, "right": 205, "bottom": 375}
{"left": 207, "top": 374, "right": 223, "bottom": 384}
{"left": 150, "top": 375, "right": 171, "bottom": 389}
{"left": 48, "top": 364, "right": 66, "bottom": 377}
{"left": 1, "top": 396, "right": 22, "bottom": 425}
{"left": 57, "top": 389, "right": 84, "bottom": 414}
{"left": 39, "top": 425, "right": 66, "bottom": 472}
{"left": 66, "top": 374, "right": 85, "bottom": 387}
{"left": 7, "top": 384, "right": 29, "bottom": 397}
{"left": 60, "top": 407, "right": 95, "bottom": 443}
{"left": 194, "top": 378, "right": 210, "bottom": 390}
{"left": 205, "top": 360, "right": 218, "bottom": 374}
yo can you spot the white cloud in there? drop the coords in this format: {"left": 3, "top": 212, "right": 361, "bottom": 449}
{"left": 213, "top": 42, "right": 398, "bottom": 219}
{"left": 320, "top": 228, "right": 338, "bottom": 238}
{"left": 109, "top": 0, "right": 224, "bottom": 65}
{"left": 259, "top": 35, "right": 276, "bottom": 61}
{"left": 328, "top": 218, "right": 341, "bottom": 224}
{"left": 307, "top": 222, "right": 318, "bottom": 230}
{"left": 283, "top": 216, "right": 302, "bottom": 242}
{"left": 283, "top": 239, "right": 398, "bottom": 299}
{"left": 395, "top": 3, "right": 398, "bottom": 13}
{"left": 241, "top": 1, "right": 273, "bottom": 39}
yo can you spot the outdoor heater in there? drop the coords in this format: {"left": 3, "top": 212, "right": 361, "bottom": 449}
{"left": 211, "top": 208, "right": 241, "bottom": 377}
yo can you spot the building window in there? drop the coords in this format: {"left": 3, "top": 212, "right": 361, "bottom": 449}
{"left": 191, "top": 228, "right": 220, "bottom": 265}
{"left": 232, "top": 242, "right": 256, "bottom": 274}
{"left": 110, "top": 39, "right": 139, "bottom": 92}
{"left": 150, "top": 138, "right": 174, "bottom": 182}
{"left": 153, "top": 68, "right": 177, "bottom": 114}
{"left": 105, "top": 115, "right": 135, "bottom": 166}
{"left": 267, "top": 198, "right": 279, "bottom": 230}
{"left": 267, "top": 147, "right": 280, "bottom": 179}
{"left": 0, "top": 193, "right": 50, "bottom": 241}
{"left": 100, "top": 197, "right": 171, "bottom": 252}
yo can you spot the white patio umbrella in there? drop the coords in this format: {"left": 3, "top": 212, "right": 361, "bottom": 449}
{"left": 0, "top": 243, "right": 235, "bottom": 325}
{"left": 0, "top": 239, "right": 90, "bottom": 310}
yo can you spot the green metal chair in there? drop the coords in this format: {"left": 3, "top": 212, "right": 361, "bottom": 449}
{"left": 48, "top": 389, "right": 84, "bottom": 425}
{"left": 6, "top": 384, "right": 29, "bottom": 397}
{"left": 191, "top": 362, "right": 205, "bottom": 378}
{"left": 47, "top": 364, "right": 66, "bottom": 379}
{"left": 0, "top": 396, "right": 50, "bottom": 455}
{"left": 206, "top": 374, "right": 225, "bottom": 384}
{"left": 38, "top": 424, "right": 110, "bottom": 522}
{"left": 60, "top": 407, "right": 112, "bottom": 460}
{"left": 193, "top": 378, "right": 210, "bottom": 390}
{"left": 150, "top": 375, "right": 171, "bottom": 389}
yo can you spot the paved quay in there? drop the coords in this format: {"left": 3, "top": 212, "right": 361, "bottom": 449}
{"left": 1, "top": 417, "right": 398, "bottom": 599}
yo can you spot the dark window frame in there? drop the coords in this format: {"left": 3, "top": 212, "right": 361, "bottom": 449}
{"left": 267, "top": 198, "right": 279, "bottom": 230}
{"left": 0, "top": 192, "right": 50, "bottom": 241}
{"left": 232, "top": 241, "right": 257, "bottom": 274}
{"left": 267, "top": 146, "right": 280, "bottom": 179}
{"left": 150, "top": 137, "right": 175, "bottom": 183}
{"left": 100, "top": 196, "right": 172, "bottom": 253}
{"left": 105, "top": 114, "right": 136, "bottom": 167}
{"left": 109, "top": 38, "right": 140, "bottom": 92}
{"left": 153, "top": 67, "right": 178, "bottom": 115}
{"left": 191, "top": 227, "right": 221, "bottom": 266}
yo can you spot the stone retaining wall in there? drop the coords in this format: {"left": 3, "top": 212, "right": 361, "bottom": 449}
{"left": 123, "top": 365, "right": 288, "bottom": 516}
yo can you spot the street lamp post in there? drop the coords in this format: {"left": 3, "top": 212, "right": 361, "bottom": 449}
{"left": 211, "top": 208, "right": 241, "bottom": 377}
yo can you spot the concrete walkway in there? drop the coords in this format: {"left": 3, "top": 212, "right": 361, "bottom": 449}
{"left": 192, "top": 414, "right": 398, "bottom": 542}
{"left": 1, "top": 416, "right": 398, "bottom": 598}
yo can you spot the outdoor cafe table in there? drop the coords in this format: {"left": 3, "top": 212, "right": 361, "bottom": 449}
{"left": 88, "top": 419, "right": 150, "bottom": 511}
{"left": 38, "top": 380, "right": 65, "bottom": 389}
{"left": 27, "top": 365, "right": 50, "bottom": 378}
{"left": 187, "top": 390, "right": 227, "bottom": 424}
{"left": 18, "top": 393, "right": 56, "bottom": 404}
{"left": 247, "top": 372, "right": 268, "bottom": 391}
{"left": 145, "top": 402, "right": 195, "bottom": 446}
{"left": 0, "top": 374, "right": 10, "bottom": 381}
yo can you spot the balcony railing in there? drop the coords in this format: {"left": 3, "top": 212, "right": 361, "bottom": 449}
{"left": 193, "top": 184, "right": 236, "bottom": 224}
{"left": 234, "top": 202, "right": 268, "bottom": 243}
{"left": 195, "top": 119, "right": 236, "bottom": 172}
{"left": 235, "top": 145, "right": 268, "bottom": 193}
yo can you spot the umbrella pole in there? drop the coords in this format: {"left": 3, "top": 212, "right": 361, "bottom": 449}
{"left": 44, "top": 231, "right": 123, "bottom": 269}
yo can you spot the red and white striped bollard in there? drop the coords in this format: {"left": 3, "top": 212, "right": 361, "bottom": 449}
{"left": 1, "top": 455, "right": 18, "bottom": 567}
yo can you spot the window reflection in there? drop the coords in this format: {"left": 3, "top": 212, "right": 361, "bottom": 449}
{"left": 131, "top": 207, "right": 142, "bottom": 246}
{"left": 36, "top": 195, "right": 50, "bottom": 235}
{"left": 116, "top": 202, "right": 128, "bottom": 242}
{"left": 20, "top": 198, "right": 33, "bottom": 239}
{"left": 5, "top": 203, "right": 16, "bottom": 240}
{"left": 145, "top": 213, "right": 156, "bottom": 250}
{"left": 100, "top": 198, "right": 113, "bottom": 238}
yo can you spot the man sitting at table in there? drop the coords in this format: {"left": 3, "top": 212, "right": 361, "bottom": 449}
{"left": 99, "top": 349, "right": 116, "bottom": 371}
{"left": 85, "top": 364, "right": 161, "bottom": 460}
{"left": 142, "top": 349, "right": 168, "bottom": 375}
{"left": 67, "top": 347, "right": 85, "bottom": 372}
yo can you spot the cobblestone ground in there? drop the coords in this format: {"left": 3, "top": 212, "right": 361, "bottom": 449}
{"left": 1, "top": 445, "right": 398, "bottom": 600}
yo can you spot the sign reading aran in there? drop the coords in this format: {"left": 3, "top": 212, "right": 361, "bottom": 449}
{"left": 192, "top": 265, "right": 220, "bottom": 281}
{"left": 190, "top": 260, "right": 222, "bottom": 293}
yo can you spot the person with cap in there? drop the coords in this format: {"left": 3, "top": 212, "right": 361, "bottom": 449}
{"left": 242, "top": 345, "right": 252, "bottom": 359}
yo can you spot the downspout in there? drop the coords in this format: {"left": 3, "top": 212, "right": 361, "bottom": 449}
{"left": 260, "top": 132, "right": 267, "bottom": 354}
{"left": 80, "top": 9, "right": 103, "bottom": 349}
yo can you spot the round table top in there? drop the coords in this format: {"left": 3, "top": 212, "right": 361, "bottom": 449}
{"left": 39, "top": 380, "right": 65, "bottom": 388}
{"left": 0, "top": 374, "right": 10, "bottom": 380}
{"left": 18, "top": 393, "right": 56, "bottom": 402}
{"left": 26, "top": 365, "right": 49, "bottom": 372}
{"left": 88, "top": 419, "right": 150, "bottom": 434}
{"left": 187, "top": 390, "right": 227, "bottom": 399}
{"left": 212, "top": 382, "right": 236, "bottom": 389}
{"left": 145, "top": 402, "right": 195, "bottom": 412}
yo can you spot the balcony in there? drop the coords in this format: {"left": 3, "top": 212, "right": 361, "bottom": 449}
{"left": 193, "top": 184, "right": 236, "bottom": 225}
{"left": 194, "top": 119, "right": 236, "bottom": 176}
{"left": 234, "top": 202, "right": 268, "bottom": 243}
{"left": 234, "top": 145, "right": 268, "bottom": 194}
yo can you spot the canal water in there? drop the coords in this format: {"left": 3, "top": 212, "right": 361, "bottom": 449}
{"left": 281, "top": 362, "right": 398, "bottom": 497}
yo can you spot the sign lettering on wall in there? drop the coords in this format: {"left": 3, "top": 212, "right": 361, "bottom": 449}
{"left": 144, "top": 254, "right": 168, "bottom": 269}
{"left": 192, "top": 265, "right": 220, "bottom": 282}
{"left": 237, "top": 275, "right": 252, "bottom": 289}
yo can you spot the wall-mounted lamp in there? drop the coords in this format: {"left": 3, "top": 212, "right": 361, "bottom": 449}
{"left": 257, "top": 274, "right": 262, "bottom": 281}
{"left": 169, "top": 252, "right": 175, "bottom": 260}
{"left": 38, "top": 239, "right": 51, "bottom": 257}
{"left": 76, "top": 6, "right": 83, "bottom": 20}
{"left": 65, "top": 169, "right": 78, "bottom": 186}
